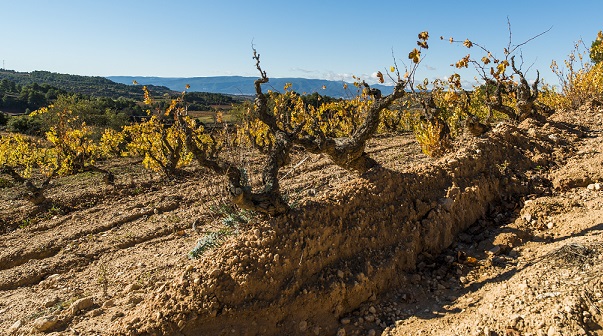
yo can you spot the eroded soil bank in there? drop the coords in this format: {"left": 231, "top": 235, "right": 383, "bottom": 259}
{"left": 2, "top": 105, "right": 603, "bottom": 336}
{"left": 113, "top": 115, "right": 582, "bottom": 335}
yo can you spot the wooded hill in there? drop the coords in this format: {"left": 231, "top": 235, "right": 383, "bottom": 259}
{"left": 0, "top": 69, "right": 244, "bottom": 115}
{"left": 0, "top": 69, "right": 173, "bottom": 100}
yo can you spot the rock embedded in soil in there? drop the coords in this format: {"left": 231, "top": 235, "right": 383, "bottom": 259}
{"left": 123, "top": 283, "right": 142, "bottom": 293}
{"left": 43, "top": 296, "right": 60, "bottom": 308}
{"left": 102, "top": 299, "right": 115, "bottom": 308}
{"left": 33, "top": 315, "right": 58, "bottom": 332}
{"left": 8, "top": 320, "right": 22, "bottom": 334}
{"left": 69, "top": 296, "right": 94, "bottom": 316}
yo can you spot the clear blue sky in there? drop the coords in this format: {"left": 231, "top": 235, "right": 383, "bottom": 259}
{"left": 1, "top": 0, "right": 602, "bottom": 87}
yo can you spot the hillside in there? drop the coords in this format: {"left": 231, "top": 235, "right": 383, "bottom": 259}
{"left": 0, "top": 69, "right": 174, "bottom": 99}
{"left": 1, "top": 103, "right": 603, "bottom": 335}
{"left": 107, "top": 76, "right": 396, "bottom": 98}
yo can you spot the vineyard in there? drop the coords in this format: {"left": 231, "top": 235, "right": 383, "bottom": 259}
{"left": 2, "top": 30, "right": 603, "bottom": 335}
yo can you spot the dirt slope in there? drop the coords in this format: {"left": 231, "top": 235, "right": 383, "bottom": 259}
{"left": 1, "top": 105, "right": 602, "bottom": 336}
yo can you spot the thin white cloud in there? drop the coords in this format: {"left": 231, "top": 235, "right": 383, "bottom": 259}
{"left": 290, "top": 67, "right": 318, "bottom": 74}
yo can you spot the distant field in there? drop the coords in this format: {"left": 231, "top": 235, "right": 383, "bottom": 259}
{"left": 187, "top": 106, "right": 238, "bottom": 125}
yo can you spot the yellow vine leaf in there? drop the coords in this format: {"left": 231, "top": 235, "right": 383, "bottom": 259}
{"left": 409, "top": 48, "right": 421, "bottom": 64}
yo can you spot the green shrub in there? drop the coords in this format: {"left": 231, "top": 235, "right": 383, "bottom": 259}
{"left": 6, "top": 115, "right": 42, "bottom": 135}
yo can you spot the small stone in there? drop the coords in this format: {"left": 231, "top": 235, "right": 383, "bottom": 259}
{"left": 523, "top": 213, "right": 532, "bottom": 222}
{"left": 337, "top": 270, "right": 345, "bottom": 279}
{"left": 488, "top": 246, "right": 501, "bottom": 255}
{"left": 410, "top": 274, "right": 422, "bottom": 284}
{"left": 299, "top": 320, "right": 308, "bottom": 331}
{"left": 595, "top": 183, "right": 601, "bottom": 191}
{"left": 368, "top": 306, "right": 377, "bottom": 314}
{"left": 547, "top": 326, "right": 557, "bottom": 336}
{"left": 86, "top": 308, "right": 104, "bottom": 317}
{"left": 69, "top": 296, "right": 94, "bottom": 316}
{"left": 337, "top": 328, "right": 347, "bottom": 336}
{"left": 156, "top": 283, "right": 167, "bottom": 293}
{"left": 445, "top": 255, "right": 455, "bottom": 263}
{"left": 110, "top": 311, "right": 125, "bottom": 321}
{"left": 547, "top": 222, "right": 554, "bottom": 229}
{"left": 126, "top": 294, "right": 144, "bottom": 305}
{"left": 273, "top": 254, "right": 280, "bottom": 262}
{"left": 587, "top": 184, "right": 596, "bottom": 191}
{"left": 124, "top": 283, "right": 142, "bottom": 293}
{"left": 103, "top": 299, "right": 116, "bottom": 308}
{"left": 341, "top": 317, "right": 351, "bottom": 325}
{"left": 8, "top": 320, "right": 22, "bottom": 333}
{"left": 368, "top": 329, "right": 376, "bottom": 336}
{"left": 46, "top": 274, "right": 61, "bottom": 281}
{"left": 43, "top": 296, "right": 60, "bottom": 308}
{"left": 33, "top": 315, "right": 58, "bottom": 332}
{"left": 365, "top": 314, "right": 375, "bottom": 322}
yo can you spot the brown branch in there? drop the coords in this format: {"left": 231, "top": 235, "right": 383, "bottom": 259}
{"left": 1, "top": 166, "right": 57, "bottom": 205}
{"left": 295, "top": 80, "right": 407, "bottom": 172}
{"left": 179, "top": 112, "right": 289, "bottom": 216}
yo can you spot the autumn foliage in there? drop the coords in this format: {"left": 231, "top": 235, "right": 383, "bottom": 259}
{"left": 2, "top": 27, "right": 602, "bottom": 214}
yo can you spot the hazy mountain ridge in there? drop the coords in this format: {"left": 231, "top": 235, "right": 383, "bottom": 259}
{"left": 107, "top": 76, "right": 395, "bottom": 98}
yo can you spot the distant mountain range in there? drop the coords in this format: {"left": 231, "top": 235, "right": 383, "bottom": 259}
{"left": 0, "top": 69, "right": 395, "bottom": 100}
{"left": 107, "top": 76, "right": 395, "bottom": 98}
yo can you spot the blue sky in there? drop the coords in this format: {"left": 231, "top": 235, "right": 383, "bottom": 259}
{"left": 1, "top": 0, "right": 602, "bottom": 87}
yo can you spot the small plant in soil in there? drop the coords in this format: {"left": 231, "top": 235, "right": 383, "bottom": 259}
{"left": 97, "top": 263, "right": 109, "bottom": 298}
{"left": 188, "top": 230, "right": 230, "bottom": 259}
{"left": 189, "top": 206, "right": 251, "bottom": 259}
{"left": 19, "top": 218, "right": 32, "bottom": 229}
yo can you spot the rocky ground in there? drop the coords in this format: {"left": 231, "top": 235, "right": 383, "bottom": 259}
{"left": 1, "top": 104, "right": 603, "bottom": 336}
